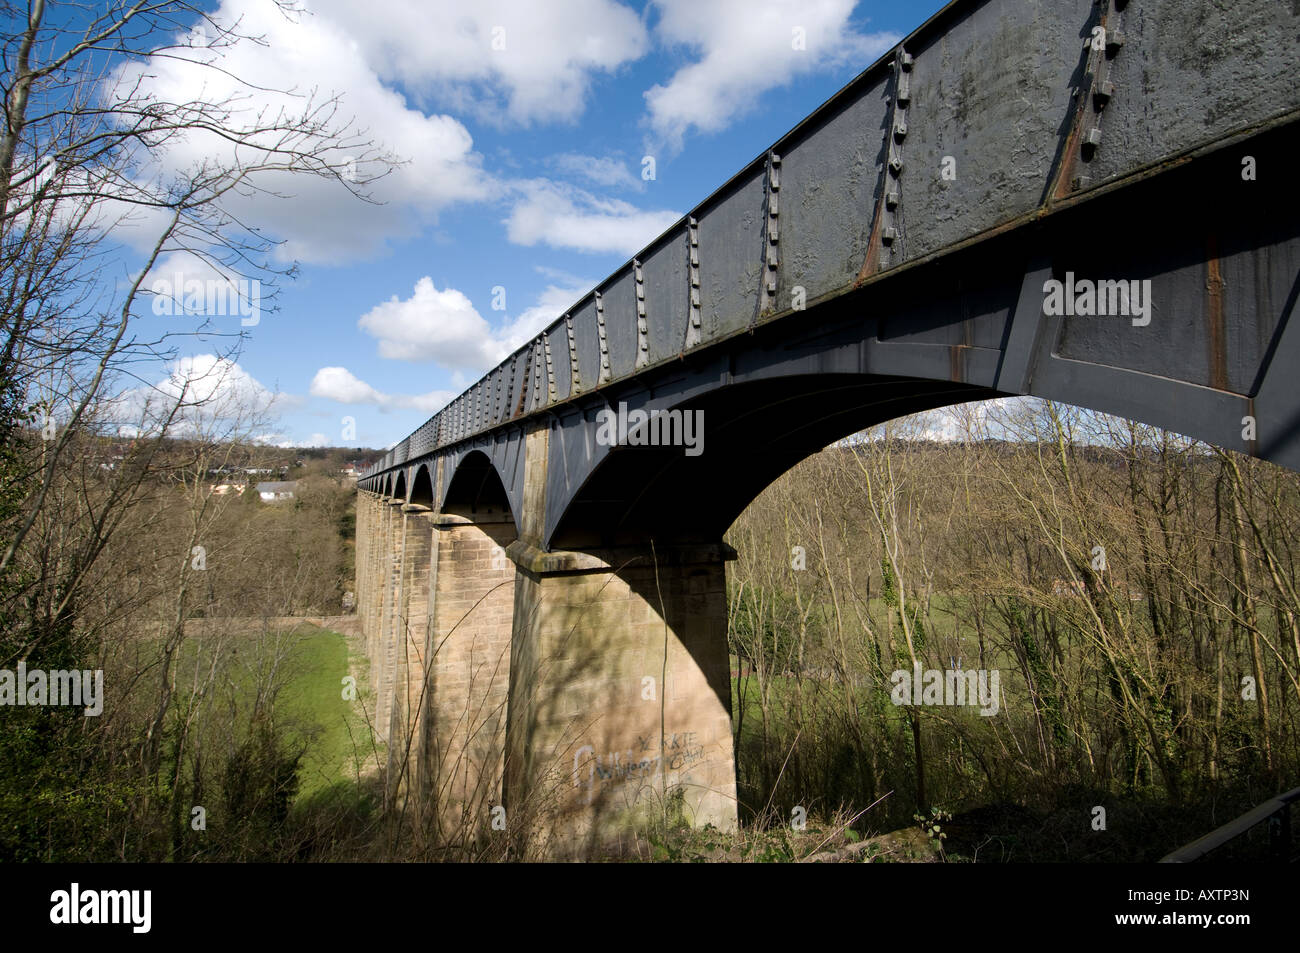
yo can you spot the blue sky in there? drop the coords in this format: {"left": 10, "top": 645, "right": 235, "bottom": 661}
{"left": 103, "top": 0, "right": 950, "bottom": 449}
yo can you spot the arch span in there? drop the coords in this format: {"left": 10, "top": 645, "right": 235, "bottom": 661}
{"left": 442, "top": 449, "right": 519, "bottom": 533}
{"left": 535, "top": 144, "right": 1300, "bottom": 550}
{"left": 549, "top": 374, "right": 995, "bottom": 549}
{"left": 409, "top": 463, "right": 434, "bottom": 508}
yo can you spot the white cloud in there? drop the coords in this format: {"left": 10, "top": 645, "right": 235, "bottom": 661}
{"left": 874, "top": 398, "right": 1035, "bottom": 443}
{"left": 108, "top": 355, "right": 294, "bottom": 438}
{"left": 139, "top": 251, "right": 264, "bottom": 325}
{"left": 310, "top": 366, "right": 453, "bottom": 414}
{"left": 155, "top": 355, "right": 283, "bottom": 410}
{"left": 357, "top": 277, "right": 499, "bottom": 367}
{"left": 914, "top": 408, "right": 965, "bottom": 443}
{"left": 354, "top": 271, "right": 597, "bottom": 373}
{"left": 108, "top": 0, "right": 496, "bottom": 265}
{"left": 311, "top": 0, "right": 649, "bottom": 126}
{"left": 310, "top": 366, "right": 387, "bottom": 405}
{"left": 550, "top": 153, "right": 642, "bottom": 190}
{"left": 505, "top": 179, "right": 680, "bottom": 255}
{"left": 492, "top": 275, "right": 598, "bottom": 359}
{"left": 250, "top": 432, "right": 333, "bottom": 449}
{"left": 644, "top": 0, "right": 899, "bottom": 150}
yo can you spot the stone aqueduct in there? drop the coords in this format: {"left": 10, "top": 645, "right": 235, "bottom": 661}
{"left": 353, "top": 0, "right": 1300, "bottom": 853}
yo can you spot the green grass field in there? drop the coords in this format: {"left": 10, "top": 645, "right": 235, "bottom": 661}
{"left": 277, "top": 625, "right": 376, "bottom": 799}
{"left": 172, "top": 622, "right": 376, "bottom": 803}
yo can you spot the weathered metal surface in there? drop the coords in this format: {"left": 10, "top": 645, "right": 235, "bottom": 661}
{"left": 363, "top": 0, "right": 1300, "bottom": 540}
{"left": 697, "top": 167, "right": 766, "bottom": 341}
{"left": 1089, "top": 1, "right": 1296, "bottom": 183}
{"left": 858, "top": 47, "right": 910, "bottom": 280}
{"left": 642, "top": 232, "right": 689, "bottom": 363}
{"left": 1160, "top": 784, "right": 1300, "bottom": 862}
{"left": 562, "top": 314, "right": 579, "bottom": 398}
{"left": 684, "top": 218, "right": 702, "bottom": 349}
{"left": 756, "top": 151, "right": 783, "bottom": 319}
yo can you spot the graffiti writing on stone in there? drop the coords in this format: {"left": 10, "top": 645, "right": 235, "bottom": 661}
{"left": 572, "top": 732, "right": 705, "bottom": 804}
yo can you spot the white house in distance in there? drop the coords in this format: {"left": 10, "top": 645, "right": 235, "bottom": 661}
{"left": 256, "top": 481, "right": 297, "bottom": 503}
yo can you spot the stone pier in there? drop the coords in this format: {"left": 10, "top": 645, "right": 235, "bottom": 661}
{"left": 353, "top": 435, "right": 739, "bottom": 854}
{"left": 502, "top": 540, "right": 736, "bottom": 857}
{"left": 422, "top": 510, "right": 516, "bottom": 838}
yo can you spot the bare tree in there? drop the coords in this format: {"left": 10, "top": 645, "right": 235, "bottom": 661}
{"left": 1, "top": 0, "right": 394, "bottom": 649}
